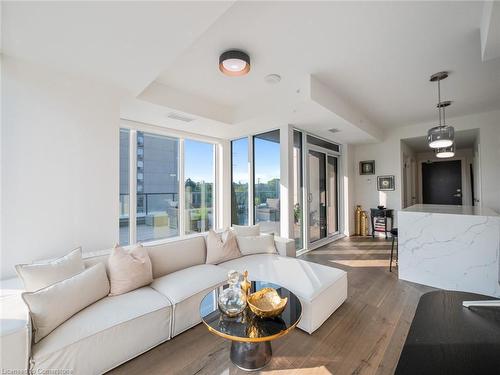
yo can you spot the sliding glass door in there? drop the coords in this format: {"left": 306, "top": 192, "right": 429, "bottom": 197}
{"left": 308, "top": 148, "right": 339, "bottom": 244}
{"left": 327, "top": 156, "right": 338, "bottom": 236}
{"left": 308, "top": 150, "right": 327, "bottom": 242}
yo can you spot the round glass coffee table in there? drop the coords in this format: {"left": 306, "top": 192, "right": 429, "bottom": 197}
{"left": 200, "top": 281, "right": 302, "bottom": 371}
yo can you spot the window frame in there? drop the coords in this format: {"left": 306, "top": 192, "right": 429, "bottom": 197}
{"left": 120, "top": 120, "right": 221, "bottom": 245}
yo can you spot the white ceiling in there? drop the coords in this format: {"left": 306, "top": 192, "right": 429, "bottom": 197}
{"left": 2, "top": 1, "right": 233, "bottom": 95}
{"left": 3, "top": 1, "right": 500, "bottom": 144}
{"left": 402, "top": 129, "right": 479, "bottom": 153}
{"left": 150, "top": 1, "right": 500, "bottom": 140}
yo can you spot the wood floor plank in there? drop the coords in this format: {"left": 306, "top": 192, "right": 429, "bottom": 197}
{"left": 109, "top": 237, "right": 432, "bottom": 375}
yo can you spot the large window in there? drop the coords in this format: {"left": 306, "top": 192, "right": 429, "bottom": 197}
{"left": 184, "top": 140, "right": 215, "bottom": 234}
{"left": 136, "top": 132, "right": 179, "bottom": 242}
{"left": 254, "top": 130, "right": 280, "bottom": 235}
{"left": 231, "top": 138, "right": 249, "bottom": 225}
{"left": 119, "top": 127, "right": 217, "bottom": 244}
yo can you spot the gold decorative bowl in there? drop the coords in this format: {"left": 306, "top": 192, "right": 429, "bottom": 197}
{"left": 247, "top": 288, "right": 288, "bottom": 318}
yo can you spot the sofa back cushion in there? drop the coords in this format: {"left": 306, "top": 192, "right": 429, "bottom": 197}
{"left": 22, "top": 263, "right": 110, "bottom": 343}
{"left": 83, "top": 250, "right": 110, "bottom": 274}
{"left": 146, "top": 236, "right": 206, "bottom": 278}
{"left": 236, "top": 234, "right": 277, "bottom": 256}
{"left": 81, "top": 236, "right": 206, "bottom": 279}
{"left": 232, "top": 224, "right": 260, "bottom": 237}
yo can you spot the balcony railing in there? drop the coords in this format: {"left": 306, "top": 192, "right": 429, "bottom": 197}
{"left": 119, "top": 193, "right": 178, "bottom": 218}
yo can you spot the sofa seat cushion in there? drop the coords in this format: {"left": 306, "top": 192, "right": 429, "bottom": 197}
{"left": 150, "top": 264, "right": 228, "bottom": 336}
{"left": 31, "top": 287, "right": 172, "bottom": 375}
{"left": 219, "top": 254, "right": 347, "bottom": 334}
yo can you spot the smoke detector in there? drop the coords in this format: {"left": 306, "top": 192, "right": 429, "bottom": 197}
{"left": 328, "top": 128, "right": 340, "bottom": 134}
{"left": 166, "top": 112, "right": 195, "bottom": 123}
{"left": 264, "top": 74, "right": 281, "bottom": 84}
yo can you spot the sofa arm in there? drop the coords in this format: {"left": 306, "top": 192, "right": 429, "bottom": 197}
{"left": 274, "top": 236, "right": 296, "bottom": 257}
{"left": 1, "top": 279, "right": 31, "bottom": 373}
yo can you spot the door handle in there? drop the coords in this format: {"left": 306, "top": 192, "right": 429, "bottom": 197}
{"left": 453, "top": 193, "right": 462, "bottom": 197}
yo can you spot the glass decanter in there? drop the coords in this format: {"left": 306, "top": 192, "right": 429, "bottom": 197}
{"left": 218, "top": 270, "right": 247, "bottom": 317}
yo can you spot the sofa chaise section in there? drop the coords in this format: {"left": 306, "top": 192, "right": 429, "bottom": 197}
{"left": 219, "top": 254, "right": 348, "bottom": 333}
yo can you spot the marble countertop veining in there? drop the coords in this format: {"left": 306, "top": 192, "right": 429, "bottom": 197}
{"left": 402, "top": 204, "right": 499, "bottom": 217}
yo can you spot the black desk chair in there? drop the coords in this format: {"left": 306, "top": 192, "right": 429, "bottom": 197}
{"left": 390, "top": 228, "right": 398, "bottom": 272}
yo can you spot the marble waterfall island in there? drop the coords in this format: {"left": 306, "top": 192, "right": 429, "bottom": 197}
{"left": 398, "top": 204, "right": 500, "bottom": 298}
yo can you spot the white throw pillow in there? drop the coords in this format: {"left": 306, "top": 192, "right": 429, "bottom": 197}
{"left": 15, "top": 247, "right": 85, "bottom": 292}
{"left": 206, "top": 229, "right": 241, "bottom": 264}
{"left": 236, "top": 234, "right": 277, "bottom": 256}
{"left": 232, "top": 224, "right": 260, "bottom": 237}
{"left": 22, "top": 263, "right": 110, "bottom": 343}
{"left": 108, "top": 243, "right": 153, "bottom": 296}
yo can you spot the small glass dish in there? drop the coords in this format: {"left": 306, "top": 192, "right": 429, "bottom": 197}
{"left": 218, "top": 270, "right": 247, "bottom": 317}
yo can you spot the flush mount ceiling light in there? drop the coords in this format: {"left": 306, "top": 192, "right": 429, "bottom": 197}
{"left": 428, "top": 71, "right": 455, "bottom": 148}
{"left": 219, "top": 50, "right": 250, "bottom": 76}
{"left": 435, "top": 144, "right": 455, "bottom": 158}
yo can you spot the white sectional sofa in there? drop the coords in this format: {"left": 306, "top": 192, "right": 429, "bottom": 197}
{"left": 1, "top": 234, "right": 347, "bottom": 375}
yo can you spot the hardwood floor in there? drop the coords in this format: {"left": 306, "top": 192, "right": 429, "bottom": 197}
{"left": 109, "top": 237, "right": 433, "bottom": 375}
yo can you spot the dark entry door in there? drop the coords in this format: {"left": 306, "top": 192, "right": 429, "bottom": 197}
{"left": 422, "top": 160, "right": 462, "bottom": 205}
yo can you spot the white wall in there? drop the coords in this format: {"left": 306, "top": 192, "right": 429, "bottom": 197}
{"left": 353, "top": 143, "right": 401, "bottom": 228}
{"left": 400, "top": 140, "right": 417, "bottom": 208}
{"left": 473, "top": 135, "right": 482, "bottom": 205}
{"left": 1, "top": 57, "right": 124, "bottom": 278}
{"left": 343, "top": 144, "right": 356, "bottom": 236}
{"left": 352, "top": 110, "right": 500, "bottom": 229}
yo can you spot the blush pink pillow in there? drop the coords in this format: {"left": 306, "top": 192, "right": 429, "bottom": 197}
{"left": 206, "top": 229, "right": 241, "bottom": 264}
{"left": 108, "top": 244, "right": 153, "bottom": 296}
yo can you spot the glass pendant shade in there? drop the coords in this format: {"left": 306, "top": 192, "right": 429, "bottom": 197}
{"left": 435, "top": 144, "right": 455, "bottom": 158}
{"left": 428, "top": 125, "right": 454, "bottom": 148}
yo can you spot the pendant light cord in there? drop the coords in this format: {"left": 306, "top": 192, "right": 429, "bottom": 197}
{"left": 437, "top": 78, "right": 442, "bottom": 128}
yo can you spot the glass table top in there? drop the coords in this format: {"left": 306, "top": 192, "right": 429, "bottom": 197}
{"left": 200, "top": 281, "right": 302, "bottom": 342}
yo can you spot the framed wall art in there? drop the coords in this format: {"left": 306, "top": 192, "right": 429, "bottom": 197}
{"left": 377, "top": 175, "right": 395, "bottom": 191}
{"left": 359, "top": 160, "right": 375, "bottom": 175}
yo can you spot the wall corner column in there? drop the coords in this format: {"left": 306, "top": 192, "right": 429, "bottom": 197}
{"left": 280, "top": 124, "right": 294, "bottom": 239}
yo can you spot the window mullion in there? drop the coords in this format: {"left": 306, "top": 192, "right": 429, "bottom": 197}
{"left": 178, "top": 139, "right": 186, "bottom": 236}
{"left": 213, "top": 143, "right": 218, "bottom": 230}
{"left": 248, "top": 135, "right": 254, "bottom": 225}
{"left": 129, "top": 130, "right": 137, "bottom": 245}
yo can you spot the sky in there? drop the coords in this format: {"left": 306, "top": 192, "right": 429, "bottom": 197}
{"left": 184, "top": 139, "right": 215, "bottom": 182}
{"left": 232, "top": 136, "right": 280, "bottom": 183}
